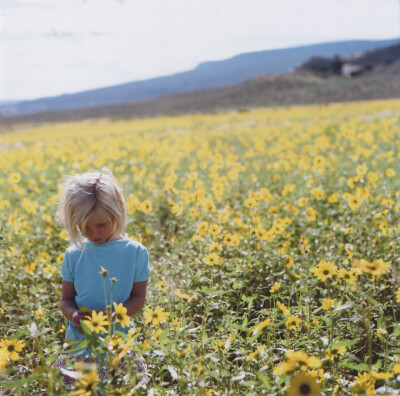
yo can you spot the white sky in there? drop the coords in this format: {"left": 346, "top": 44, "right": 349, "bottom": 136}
{"left": 0, "top": 0, "right": 399, "bottom": 101}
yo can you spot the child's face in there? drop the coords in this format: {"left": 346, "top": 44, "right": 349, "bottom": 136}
{"left": 83, "top": 209, "right": 116, "bottom": 244}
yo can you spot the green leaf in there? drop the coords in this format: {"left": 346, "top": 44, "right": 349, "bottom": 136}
{"left": 240, "top": 380, "right": 258, "bottom": 387}
{"left": 5, "top": 374, "right": 44, "bottom": 389}
{"left": 81, "top": 320, "right": 93, "bottom": 337}
{"left": 331, "top": 339, "right": 359, "bottom": 349}
{"left": 373, "top": 359, "right": 382, "bottom": 371}
{"left": 377, "top": 318, "right": 385, "bottom": 329}
{"left": 366, "top": 295, "right": 379, "bottom": 307}
{"left": 255, "top": 371, "right": 271, "bottom": 389}
{"left": 159, "top": 328, "right": 169, "bottom": 342}
{"left": 343, "top": 362, "right": 370, "bottom": 372}
{"left": 392, "top": 326, "right": 400, "bottom": 338}
{"left": 277, "top": 374, "right": 287, "bottom": 386}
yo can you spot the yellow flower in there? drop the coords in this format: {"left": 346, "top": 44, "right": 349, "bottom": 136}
{"left": 328, "top": 193, "right": 339, "bottom": 203}
{"left": 286, "top": 372, "right": 322, "bottom": 396}
{"left": 7, "top": 172, "right": 21, "bottom": 185}
{"left": 70, "top": 365, "right": 99, "bottom": 396}
{"left": 376, "top": 328, "right": 387, "bottom": 339}
{"left": 209, "top": 224, "right": 221, "bottom": 235}
{"left": 270, "top": 282, "right": 281, "bottom": 293}
{"left": 286, "top": 350, "right": 313, "bottom": 369}
{"left": 386, "top": 168, "right": 395, "bottom": 177}
{"left": 338, "top": 268, "right": 358, "bottom": 284}
{"left": 353, "top": 258, "right": 390, "bottom": 277}
{"left": 321, "top": 298, "right": 336, "bottom": 311}
{"left": 277, "top": 301, "right": 290, "bottom": 316}
{"left": 139, "top": 200, "right": 152, "bottom": 213}
{"left": 143, "top": 307, "right": 169, "bottom": 326}
{"left": 80, "top": 306, "right": 92, "bottom": 314}
{"left": 347, "top": 194, "right": 362, "bottom": 211}
{"left": 356, "top": 164, "right": 368, "bottom": 177}
{"left": 155, "top": 280, "right": 167, "bottom": 291}
{"left": 24, "top": 262, "right": 37, "bottom": 275}
{"left": 82, "top": 311, "right": 109, "bottom": 333}
{"left": 223, "top": 232, "right": 240, "bottom": 245}
{"left": 112, "top": 302, "right": 131, "bottom": 328}
{"left": 351, "top": 372, "right": 376, "bottom": 396}
{"left": 204, "top": 252, "right": 222, "bottom": 266}
{"left": 0, "top": 349, "right": 8, "bottom": 371}
{"left": 297, "top": 197, "right": 309, "bottom": 207}
{"left": 310, "top": 187, "right": 324, "bottom": 201}
{"left": 286, "top": 315, "right": 301, "bottom": 330}
{"left": 197, "top": 221, "right": 209, "bottom": 235}
{"left": 305, "top": 207, "right": 317, "bottom": 221}
{"left": 0, "top": 339, "right": 25, "bottom": 361}
{"left": 311, "top": 260, "right": 337, "bottom": 281}
{"left": 246, "top": 345, "right": 264, "bottom": 361}
{"left": 190, "top": 363, "right": 204, "bottom": 376}
{"left": 249, "top": 317, "right": 271, "bottom": 335}
{"left": 325, "top": 346, "right": 346, "bottom": 360}
{"left": 370, "top": 370, "right": 392, "bottom": 380}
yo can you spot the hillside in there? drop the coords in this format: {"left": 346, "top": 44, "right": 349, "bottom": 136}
{"left": 1, "top": 54, "right": 399, "bottom": 126}
{"left": 0, "top": 38, "right": 398, "bottom": 117}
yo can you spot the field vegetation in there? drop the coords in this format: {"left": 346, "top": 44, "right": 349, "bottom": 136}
{"left": 1, "top": 99, "right": 400, "bottom": 395}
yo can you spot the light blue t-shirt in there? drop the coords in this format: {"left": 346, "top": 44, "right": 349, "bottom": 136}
{"left": 61, "top": 238, "right": 150, "bottom": 355}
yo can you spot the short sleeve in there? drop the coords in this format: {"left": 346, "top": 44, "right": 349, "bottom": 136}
{"left": 61, "top": 250, "right": 74, "bottom": 282}
{"left": 134, "top": 246, "right": 150, "bottom": 283}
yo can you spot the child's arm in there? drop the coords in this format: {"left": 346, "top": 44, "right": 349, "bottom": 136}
{"left": 61, "top": 280, "right": 86, "bottom": 334}
{"left": 123, "top": 281, "right": 147, "bottom": 317}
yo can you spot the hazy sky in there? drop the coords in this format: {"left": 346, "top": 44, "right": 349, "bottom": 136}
{"left": 1, "top": 0, "right": 399, "bottom": 101}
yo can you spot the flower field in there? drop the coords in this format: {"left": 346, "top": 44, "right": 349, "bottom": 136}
{"left": 1, "top": 99, "right": 400, "bottom": 395}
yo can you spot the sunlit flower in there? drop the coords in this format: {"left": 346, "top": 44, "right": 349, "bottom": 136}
{"left": 338, "top": 268, "right": 358, "bottom": 284}
{"left": 286, "top": 372, "right": 322, "bottom": 396}
{"left": 286, "top": 315, "right": 301, "bottom": 330}
{"left": 277, "top": 301, "right": 290, "bottom": 316}
{"left": 311, "top": 260, "right": 337, "bottom": 281}
{"left": 83, "top": 311, "right": 109, "bottom": 333}
{"left": 270, "top": 282, "right": 281, "bottom": 293}
{"left": 113, "top": 302, "right": 131, "bottom": 328}
{"left": 204, "top": 252, "right": 222, "bottom": 266}
{"left": 0, "top": 349, "right": 8, "bottom": 371}
{"left": 246, "top": 345, "right": 264, "bottom": 361}
{"left": 139, "top": 200, "right": 152, "bottom": 213}
{"left": 353, "top": 258, "right": 390, "bottom": 277}
{"left": 143, "top": 307, "right": 169, "bottom": 326}
{"left": 249, "top": 317, "right": 271, "bottom": 335}
{"left": 376, "top": 328, "right": 387, "bottom": 339}
{"left": 351, "top": 372, "right": 376, "bottom": 396}
{"left": 325, "top": 347, "right": 346, "bottom": 360}
{"left": 386, "top": 168, "right": 395, "bottom": 177}
{"left": 321, "top": 298, "right": 336, "bottom": 311}
{"left": 0, "top": 339, "right": 25, "bottom": 361}
{"left": 70, "top": 364, "right": 99, "bottom": 396}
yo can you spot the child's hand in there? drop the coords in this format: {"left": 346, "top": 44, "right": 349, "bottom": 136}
{"left": 71, "top": 310, "right": 86, "bottom": 334}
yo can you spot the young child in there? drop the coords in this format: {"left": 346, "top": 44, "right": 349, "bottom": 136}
{"left": 54, "top": 168, "right": 150, "bottom": 384}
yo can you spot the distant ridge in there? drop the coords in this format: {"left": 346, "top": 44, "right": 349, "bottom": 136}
{"left": 1, "top": 38, "right": 398, "bottom": 117}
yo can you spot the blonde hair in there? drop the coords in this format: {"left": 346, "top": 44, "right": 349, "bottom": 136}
{"left": 57, "top": 168, "right": 127, "bottom": 247}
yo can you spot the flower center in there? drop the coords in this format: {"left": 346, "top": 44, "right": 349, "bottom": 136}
{"left": 323, "top": 270, "right": 329, "bottom": 275}
{"left": 8, "top": 345, "right": 15, "bottom": 352}
{"left": 300, "top": 384, "right": 311, "bottom": 395}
